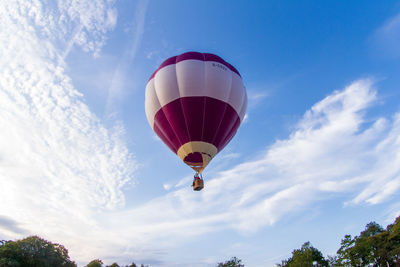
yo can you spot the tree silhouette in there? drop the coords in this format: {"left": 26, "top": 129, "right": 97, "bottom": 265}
{"left": 217, "top": 256, "right": 244, "bottom": 267}
{"left": 0, "top": 236, "right": 76, "bottom": 267}
{"left": 277, "top": 241, "right": 329, "bottom": 267}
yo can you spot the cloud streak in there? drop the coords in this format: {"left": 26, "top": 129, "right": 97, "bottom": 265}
{"left": 102, "top": 79, "right": 400, "bottom": 264}
{"left": 371, "top": 11, "right": 400, "bottom": 58}
{"left": 105, "top": 0, "right": 149, "bottom": 119}
{"left": 0, "top": 0, "right": 135, "bottom": 261}
{"left": 2, "top": 1, "right": 400, "bottom": 265}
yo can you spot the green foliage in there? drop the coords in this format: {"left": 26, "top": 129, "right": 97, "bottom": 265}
{"left": 277, "top": 241, "right": 329, "bottom": 267}
{"left": 385, "top": 216, "right": 400, "bottom": 264}
{"left": 1, "top": 216, "right": 399, "bottom": 267}
{"left": 86, "top": 260, "right": 147, "bottom": 267}
{"left": 0, "top": 235, "right": 76, "bottom": 267}
{"left": 0, "top": 241, "right": 9, "bottom": 247}
{"left": 335, "top": 217, "right": 400, "bottom": 266}
{"left": 86, "top": 259, "right": 104, "bottom": 267}
{"left": 217, "top": 256, "right": 244, "bottom": 267}
{"left": 334, "top": 217, "right": 400, "bottom": 266}
{"left": 126, "top": 263, "right": 148, "bottom": 267}
{"left": 276, "top": 217, "right": 400, "bottom": 267}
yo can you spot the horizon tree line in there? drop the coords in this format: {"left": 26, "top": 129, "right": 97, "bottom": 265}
{"left": 0, "top": 216, "right": 399, "bottom": 266}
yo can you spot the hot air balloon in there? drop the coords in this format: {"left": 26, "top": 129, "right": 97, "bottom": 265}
{"left": 145, "top": 52, "right": 247, "bottom": 191}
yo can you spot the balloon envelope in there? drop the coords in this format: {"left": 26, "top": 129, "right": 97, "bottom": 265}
{"left": 145, "top": 52, "right": 247, "bottom": 173}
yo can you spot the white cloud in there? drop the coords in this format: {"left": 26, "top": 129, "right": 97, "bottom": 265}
{"left": 57, "top": 0, "right": 118, "bottom": 57}
{"left": 0, "top": 0, "right": 136, "bottom": 263}
{"left": 218, "top": 153, "right": 241, "bottom": 160}
{"left": 384, "top": 203, "right": 400, "bottom": 224}
{"left": 100, "top": 79, "right": 400, "bottom": 264}
{"left": 248, "top": 91, "right": 269, "bottom": 101}
{"left": 174, "top": 175, "right": 193, "bottom": 188}
{"left": 146, "top": 50, "right": 160, "bottom": 59}
{"left": 105, "top": 0, "right": 149, "bottom": 118}
{"left": 247, "top": 90, "right": 269, "bottom": 108}
{"left": 371, "top": 12, "right": 400, "bottom": 58}
{"left": 2, "top": 1, "right": 400, "bottom": 265}
{"left": 163, "top": 183, "right": 172, "bottom": 191}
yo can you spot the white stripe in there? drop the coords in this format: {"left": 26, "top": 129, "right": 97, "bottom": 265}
{"left": 144, "top": 78, "right": 160, "bottom": 129}
{"left": 145, "top": 59, "right": 247, "bottom": 126}
{"left": 154, "top": 64, "right": 180, "bottom": 107}
{"left": 176, "top": 59, "right": 206, "bottom": 97}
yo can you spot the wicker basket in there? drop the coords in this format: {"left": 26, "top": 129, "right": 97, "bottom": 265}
{"left": 193, "top": 179, "right": 204, "bottom": 191}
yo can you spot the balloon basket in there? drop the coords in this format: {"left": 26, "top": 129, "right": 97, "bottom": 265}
{"left": 193, "top": 179, "right": 204, "bottom": 191}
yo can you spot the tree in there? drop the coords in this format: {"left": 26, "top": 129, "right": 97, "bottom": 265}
{"left": 126, "top": 263, "right": 148, "bottom": 267}
{"left": 277, "top": 242, "right": 329, "bottom": 267}
{"left": 0, "top": 236, "right": 76, "bottom": 267}
{"left": 85, "top": 260, "right": 147, "bottom": 267}
{"left": 0, "top": 241, "right": 10, "bottom": 247}
{"left": 86, "top": 259, "right": 104, "bottom": 267}
{"left": 335, "top": 219, "right": 400, "bottom": 267}
{"left": 217, "top": 256, "right": 244, "bottom": 267}
{"left": 385, "top": 216, "right": 400, "bottom": 265}
{"left": 277, "top": 216, "right": 400, "bottom": 267}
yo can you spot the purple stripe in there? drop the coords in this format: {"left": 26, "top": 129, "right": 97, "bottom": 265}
{"left": 203, "top": 97, "right": 229, "bottom": 142}
{"left": 148, "top": 51, "right": 241, "bottom": 81}
{"left": 212, "top": 108, "right": 241, "bottom": 151}
{"left": 218, "top": 117, "right": 241, "bottom": 151}
{"left": 153, "top": 96, "right": 241, "bottom": 154}
{"left": 157, "top": 99, "right": 190, "bottom": 149}
{"left": 180, "top": 97, "right": 205, "bottom": 141}
{"left": 153, "top": 111, "right": 180, "bottom": 153}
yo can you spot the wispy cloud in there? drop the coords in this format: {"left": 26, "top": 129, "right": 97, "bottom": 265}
{"left": 101, "top": 79, "right": 400, "bottom": 264}
{"left": 163, "top": 183, "right": 172, "bottom": 191}
{"left": 371, "top": 12, "right": 400, "bottom": 59}
{"left": 247, "top": 90, "right": 270, "bottom": 108}
{"left": 0, "top": 0, "right": 135, "bottom": 261}
{"left": 248, "top": 91, "right": 270, "bottom": 102}
{"left": 2, "top": 1, "right": 400, "bottom": 265}
{"left": 218, "top": 153, "right": 241, "bottom": 160}
{"left": 384, "top": 203, "right": 400, "bottom": 224}
{"left": 105, "top": 0, "right": 149, "bottom": 119}
{"left": 58, "top": 0, "right": 118, "bottom": 57}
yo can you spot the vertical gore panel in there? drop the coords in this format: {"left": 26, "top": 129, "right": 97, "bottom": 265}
{"left": 204, "top": 61, "right": 232, "bottom": 102}
{"left": 160, "top": 98, "right": 190, "bottom": 147}
{"left": 219, "top": 117, "right": 241, "bottom": 151}
{"left": 212, "top": 103, "right": 240, "bottom": 151}
{"left": 228, "top": 74, "right": 246, "bottom": 117}
{"left": 176, "top": 59, "right": 206, "bottom": 97}
{"left": 180, "top": 96, "right": 205, "bottom": 141}
{"left": 202, "top": 98, "right": 228, "bottom": 143}
{"left": 154, "top": 64, "right": 180, "bottom": 107}
{"left": 153, "top": 110, "right": 180, "bottom": 153}
{"left": 144, "top": 79, "right": 161, "bottom": 129}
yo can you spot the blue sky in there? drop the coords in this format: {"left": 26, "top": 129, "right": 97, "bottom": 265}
{"left": 1, "top": 1, "right": 400, "bottom": 266}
